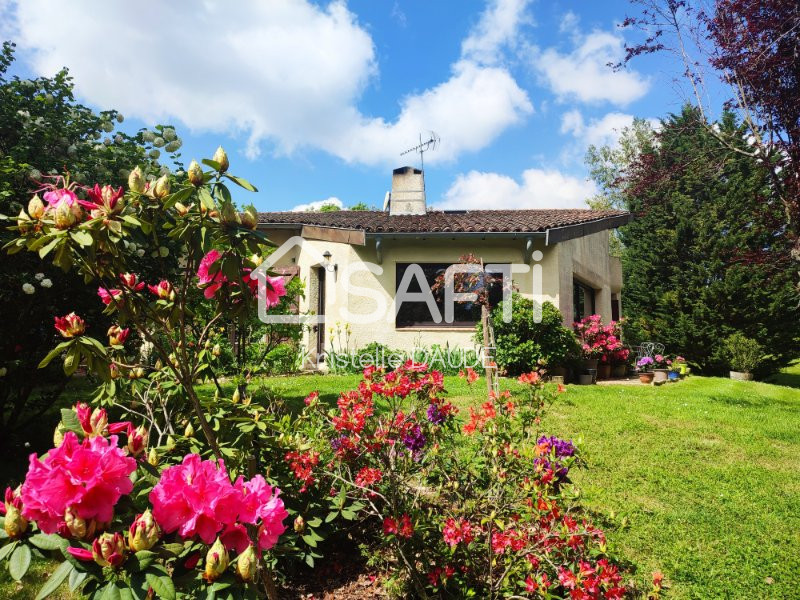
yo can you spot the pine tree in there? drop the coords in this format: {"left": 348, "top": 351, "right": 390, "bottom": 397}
{"left": 616, "top": 106, "right": 797, "bottom": 373}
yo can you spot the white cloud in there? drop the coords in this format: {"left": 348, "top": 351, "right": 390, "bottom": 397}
{"left": 461, "top": 0, "right": 532, "bottom": 65}
{"left": 560, "top": 110, "right": 660, "bottom": 148}
{"left": 2, "top": 0, "right": 532, "bottom": 167}
{"left": 532, "top": 30, "right": 650, "bottom": 106}
{"left": 439, "top": 168, "right": 596, "bottom": 210}
{"left": 291, "top": 197, "right": 344, "bottom": 212}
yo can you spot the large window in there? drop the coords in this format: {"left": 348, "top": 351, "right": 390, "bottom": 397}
{"left": 573, "top": 279, "right": 596, "bottom": 323}
{"left": 395, "top": 263, "right": 503, "bottom": 328}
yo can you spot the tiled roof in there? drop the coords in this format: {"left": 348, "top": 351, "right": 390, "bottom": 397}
{"left": 257, "top": 209, "right": 630, "bottom": 234}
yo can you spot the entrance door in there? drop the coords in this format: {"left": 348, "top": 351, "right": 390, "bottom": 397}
{"left": 315, "top": 267, "right": 326, "bottom": 361}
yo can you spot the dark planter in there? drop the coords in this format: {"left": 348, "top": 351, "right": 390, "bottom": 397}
{"left": 612, "top": 364, "right": 627, "bottom": 378}
{"left": 597, "top": 363, "right": 612, "bottom": 379}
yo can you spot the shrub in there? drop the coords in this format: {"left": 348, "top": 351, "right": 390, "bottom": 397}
{"left": 289, "top": 362, "right": 632, "bottom": 598}
{"left": 478, "top": 296, "right": 579, "bottom": 376}
{"left": 262, "top": 343, "right": 300, "bottom": 376}
{"left": 724, "top": 332, "right": 765, "bottom": 373}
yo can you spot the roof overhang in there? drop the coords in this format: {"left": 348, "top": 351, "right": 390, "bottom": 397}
{"left": 544, "top": 213, "right": 632, "bottom": 245}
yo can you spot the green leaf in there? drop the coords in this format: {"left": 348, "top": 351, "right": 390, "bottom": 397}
{"left": 38, "top": 341, "right": 73, "bottom": 369}
{"left": 198, "top": 188, "right": 215, "bottom": 210}
{"left": 34, "top": 560, "right": 73, "bottom": 600}
{"left": 302, "top": 535, "right": 317, "bottom": 548}
{"left": 68, "top": 568, "right": 87, "bottom": 592}
{"left": 145, "top": 572, "right": 176, "bottom": 600}
{"left": 9, "top": 543, "right": 31, "bottom": 580}
{"left": 224, "top": 174, "right": 258, "bottom": 192}
{"left": 99, "top": 581, "right": 122, "bottom": 600}
{"left": 130, "top": 550, "right": 156, "bottom": 571}
{"left": 202, "top": 158, "right": 221, "bottom": 170}
{"left": 38, "top": 237, "right": 61, "bottom": 259}
{"left": 70, "top": 230, "right": 93, "bottom": 247}
{"left": 305, "top": 554, "right": 315, "bottom": 568}
{"left": 60, "top": 408, "right": 84, "bottom": 436}
{"left": 0, "top": 540, "right": 18, "bottom": 562}
{"left": 324, "top": 511, "right": 338, "bottom": 523}
{"left": 28, "top": 533, "right": 67, "bottom": 551}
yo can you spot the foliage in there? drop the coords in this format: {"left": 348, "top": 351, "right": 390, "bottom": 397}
{"left": 478, "top": 296, "right": 579, "bottom": 376}
{"left": 620, "top": 0, "right": 800, "bottom": 266}
{"left": 327, "top": 342, "right": 479, "bottom": 376}
{"left": 617, "top": 108, "right": 798, "bottom": 372}
{"left": 724, "top": 332, "right": 765, "bottom": 373}
{"left": 0, "top": 147, "right": 300, "bottom": 597}
{"left": 289, "top": 363, "right": 635, "bottom": 598}
{"left": 0, "top": 42, "right": 174, "bottom": 448}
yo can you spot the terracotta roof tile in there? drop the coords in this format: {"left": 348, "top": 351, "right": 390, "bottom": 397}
{"left": 257, "top": 209, "right": 630, "bottom": 234}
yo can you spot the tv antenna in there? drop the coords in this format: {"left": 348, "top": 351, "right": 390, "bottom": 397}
{"left": 401, "top": 131, "right": 440, "bottom": 172}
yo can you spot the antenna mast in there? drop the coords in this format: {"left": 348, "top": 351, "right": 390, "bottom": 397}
{"left": 400, "top": 131, "right": 440, "bottom": 173}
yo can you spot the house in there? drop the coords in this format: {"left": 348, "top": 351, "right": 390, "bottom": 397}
{"left": 257, "top": 166, "right": 630, "bottom": 364}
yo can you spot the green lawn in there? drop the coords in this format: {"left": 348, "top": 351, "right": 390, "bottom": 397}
{"left": 206, "top": 372, "right": 800, "bottom": 598}
{"left": 4, "top": 371, "right": 800, "bottom": 598}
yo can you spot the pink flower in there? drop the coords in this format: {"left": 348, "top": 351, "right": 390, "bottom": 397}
{"left": 43, "top": 188, "right": 79, "bottom": 209}
{"left": 98, "top": 287, "right": 122, "bottom": 306}
{"left": 150, "top": 455, "right": 288, "bottom": 551}
{"left": 197, "top": 250, "right": 228, "bottom": 299}
{"left": 260, "top": 274, "right": 286, "bottom": 308}
{"left": 80, "top": 184, "right": 123, "bottom": 215}
{"left": 20, "top": 432, "right": 136, "bottom": 534}
{"left": 119, "top": 273, "right": 145, "bottom": 291}
{"left": 54, "top": 312, "right": 85, "bottom": 338}
{"left": 149, "top": 454, "right": 239, "bottom": 544}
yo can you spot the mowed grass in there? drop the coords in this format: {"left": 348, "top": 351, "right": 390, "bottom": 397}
{"left": 4, "top": 370, "right": 800, "bottom": 598}
{"left": 205, "top": 371, "right": 800, "bottom": 598}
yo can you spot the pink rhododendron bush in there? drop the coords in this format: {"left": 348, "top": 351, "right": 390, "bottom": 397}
{"left": 0, "top": 150, "right": 297, "bottom": 598}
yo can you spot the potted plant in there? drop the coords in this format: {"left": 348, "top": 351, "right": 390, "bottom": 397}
{"left": 574, "top": 314, "right": 608, "bottom": 374}
{"left": 724, "top": 332, "right": 764, "bottom": 381}
{"left": 651, "top": 354, "right": 670, "bottom": 383}
{"left": 612, "top": 347, "right": 630, "bottom": 378}
{"left": 673, "top": 356, "right": 689, "bottom": 377}
{"left": 636, "top": 356, "right": 654, "bottom": 383}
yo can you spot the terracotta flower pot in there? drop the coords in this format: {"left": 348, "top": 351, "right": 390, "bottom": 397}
{"left": 638, "top": 372, "right": 654, "bottom": 384}
{"left": 653, "top": 369, "right": 669, "bottom": 383}
{"left": 597, "top": 364, "right": 612, "bottom": 379}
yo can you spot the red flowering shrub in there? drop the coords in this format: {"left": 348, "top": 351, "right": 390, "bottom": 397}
{"left": 574, "top": 315, "right": 628, "bottom": 365}
{"left": 290, "top": 362, "right": 636, "bottom": 598}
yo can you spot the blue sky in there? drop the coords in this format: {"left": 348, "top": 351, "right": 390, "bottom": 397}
{"left": 1, "top": 0, "right": 705, "bottom": 212}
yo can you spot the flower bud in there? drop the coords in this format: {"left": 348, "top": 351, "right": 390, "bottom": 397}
{"left": 220, "top": 201, "right": 240, "bottom": 226}
{"left": 65, "top": 505, "right": 97, "bottom": 540}
{"left": 187, "top": 160, "right": 203, "bottom": 186}
{"left": 54, "top": 201, "right": 79, "bottom": 229}
{"left": 128, "top": 166, "right": 145, "bottom": 193}
{"left": 110, "top": 362, "right": 121, "bottom": 379}
{"left": 293, "top": 515, "right": 306, "bottom": 534}
{"left": 212, "top": 146, "right": 229, "bottom": 173}
{"left": 53, "top": 425, "right": 65, "bottom": 447}
{"left": 235, "top": 544, "right": 258, "bottom": 582}
{"left": 184, "top": 422, "right": 195, "bottom": 438}
{"left": 174, "top": 202, "right": 190, "bottom": 216}
{"left": 240, "top": 206, "right": 258, "bottom": 230}
{"left": 212, "top": 344, "right": 221, "bottom": 357}
{"left": 28, "top": 194, "right": 45, "bottom": 219}
{"left": 166, "top": 435, "right": 176, "bottom": 450}
{"left": 204, "top": 537, "right": 229, "bottom": 582}
{"left": 107, "top": 325, "right": 130, "bottom": 346}
{"left": 147, "top": 447, "right": 159, "bottom": 466}
{"left": 3, "top": 487, "right": 28, "bottom": 539}
{"left": 127, "top": 425, "right": 148, "bottom": 456}
{"left": 92, "top": 531, "right": 126, "bottom": 568}
{"left": 17, "top": 209, "right": 33, "bottom": 233}
{"left": 88, "top": 407, "right": 108, "bottom": 437}
{"left": 128, "top": 509, "right": 161, "bottom": 552}
{"left": 232, "top": 388, "right": 240, "bottom": 404}
{"left": 153, "top": 174, "right": 171, "bottom": 199}
{"left": 133, "top": 367, "right": 146, "bottom": 379}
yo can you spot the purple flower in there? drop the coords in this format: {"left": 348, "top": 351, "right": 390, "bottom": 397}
{"left": 535, "top": 436, "right": 576, "bottom": 485}
{"left": 537, "top": 435, "right": 576, "bottom": 458}
{"left": 330, "top": 436, "right": 348, "bottom": 451}
{"left": 402, "top": 425, "right": 426, "bottom": 455}
{"left": 426, "top": 403, "right": 446, "bottom": 425}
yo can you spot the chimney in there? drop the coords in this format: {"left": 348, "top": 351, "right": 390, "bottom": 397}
{"left": 388, "top": 166, "right": 426, "bottom": 215}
